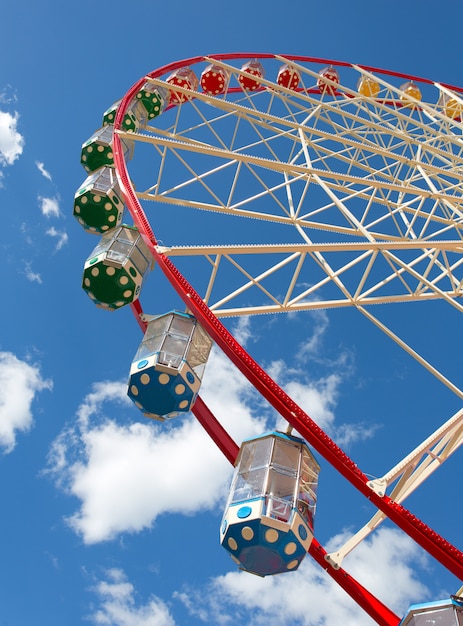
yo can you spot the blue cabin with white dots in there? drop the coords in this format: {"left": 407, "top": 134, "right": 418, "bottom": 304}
{"left": 399, "top": 597, "right": 463, "bottom": 626}
{"left": 221, "top": 430, "right": 320, "bottom": 577}
{"left": 127, "top": 311, "right": 213, "bottom": 421}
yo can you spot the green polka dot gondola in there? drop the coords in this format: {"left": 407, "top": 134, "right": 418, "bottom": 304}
{"left": 73, "top": 168, "right": 124, "bottom": 234}
{"left": 135, "top": 83, "right": 168, "bottom": 120}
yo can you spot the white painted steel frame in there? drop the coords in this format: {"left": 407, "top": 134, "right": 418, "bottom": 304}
{"left": 117, "top": 54, "right": 463, "bottom": 567}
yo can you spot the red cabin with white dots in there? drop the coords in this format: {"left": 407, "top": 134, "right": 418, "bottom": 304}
{"left": 277, "top": 64, "right": 300, "bottom": 91}
{"left": 166, "top": 67, "right": 199, "bottom": 104}
{"left": 317, "top": 65, "right": 340, "bottom": 95}
{"left": 238, "top": 60, "right": 265, "bottom": 91}
{"left": 200, "top": 63, "right": 230, "bottom": 95}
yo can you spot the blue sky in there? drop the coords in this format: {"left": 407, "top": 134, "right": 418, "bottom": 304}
{"left": 1, "top": 1, "right": 463, "bottom": 624}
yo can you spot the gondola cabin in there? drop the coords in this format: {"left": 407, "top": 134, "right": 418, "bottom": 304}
{"left": 127, "top": 311, "right": 213, "bottom": 420}
{"left": 444, "top": 97, "right": 461, "bottom": 119}
{"left": 166, "top": 67, "right": 199, "bottom": 104}
{"left": 220, "top": 431, "right": 320, "bottom": 577}
{"left": 277, "top": 64, "right": 300, "bottom": 90}
{"left": 200, "top": 63, "right": 230, "bottom": 95}
{"left": 439, "top": 93, "right": 462, "bottom": 120}
{"left": 317, "top": 66, "right": 340, "bottom": 95}
{"left": 399, "top": 597, "right": 463, "bottom": 626}
{"left": 102, "top": 98, "right": 146, "bottom": 132}
{"left": 134, "top": 82, "right": 168, "bottom": 120}
{"left": 73, "top": 166, "right": 124, "bottom": 234}
{"left": 238, "top": 60, "right": 265, "bottom": 91}
{"left": 357, "top": 76, "right": 381, "bottom": 98}
{"left": 400, "top": 81, "right": 422, "bottom": 107}
{"left": 80, "top": 124, "right": 134, "bottom": 173}
{"left": 82, "top": 224, "right": 152, "bottom": 310}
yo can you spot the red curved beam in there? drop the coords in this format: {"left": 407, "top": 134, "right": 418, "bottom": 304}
{"left": 131, "top": 51, "right": 463, "bottom": 91}
{"left": 308, "top": 539, "right": 400, "bottom": 626}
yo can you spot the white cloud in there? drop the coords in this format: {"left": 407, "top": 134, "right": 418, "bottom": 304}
{"left": 36, "top": 161, "right": 52, "bottom": 181}
{"left": 232, "top": 315, "right": 253, "bottom": 346}
{"left": 39, "top": 195, "right": 60, "bottom": 218}
{"left": 0, "top": 87, "right": 18, "bottom": 105}
{"left": 176, "top": 527, "right": 429, "bottom": 626}
{"left": 23, "top": 261, "right": 42, "bottom": 284}
{"left": 295, "top": 309, "right": 330, "bottom": 357}
{"left": 46, "top": 226, "right": 68, "bottom": 250}
{"left": 0, "top": 110, "right": 24, "bottom": 165}
{"left": 261, "top": 309, "right": 375, "bottom": 449}
{"left": 89, "top": 568, "right": 176, "bottom": 626}
{"left": 281, "top": 372, "right": 378, "bottom": 446}
{"left": 283, "top": 371, "right": 340, "bottom": 430}
{"left": 327, "top": 528, "right": 429, "bottom": 614}
{"left": 201, "top": 347, "right": 268, "bottom": 443}
{"left": 46, "top": 350, "right": 267, "bottom": 544}
{"left": 66, "top": 417, "right": 230, "bottom": 543}
{"left": 0, "top": 352, "right": 52, "bottom": 453}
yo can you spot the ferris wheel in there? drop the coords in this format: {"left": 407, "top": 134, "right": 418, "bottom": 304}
{"left": 75, "top": 53, "right": 463, "bottom": 625}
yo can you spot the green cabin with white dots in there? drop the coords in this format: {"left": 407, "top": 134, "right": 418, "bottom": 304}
{"left": 102, "top": 98, "right": 147, "bottom": 132}
{"left": 80, "top": 124, "right": 133, "bottom": 173}
{"left": 73, "top": 166, "right": 124, "bottom": 234}
{"left": 133, "top": 82, "right": 168, "bottom": 121}
{"left": 82, "top": 224, "right": 152, "bottom": 310}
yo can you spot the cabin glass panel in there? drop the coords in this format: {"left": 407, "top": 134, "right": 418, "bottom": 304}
{"left": 129, "top": 246, "right": 150, "bottom": 275}
{"left": 90, "top": 125, "right": 113, "bottom": 144}
{"left": 157, "top": 315, "right": 194, "bottom": 367}
{"left": 92, "top": 167, "right": 116, "bottom": 191}
{"left": 169, "top": 314, "right": 194, "bottom": 336}
{"left": 188, "top": 324, "right": 213, "bottom": 377}
{"left": 88, "top": 232, "right": 114, "bottom": 258}
{"left": 159, "top": 335, "right": 190, "bottom": 367}
{"left": 82, "top": 167, "right": 114, "bottom": 191}
{"left": 271, "top": 438, "right": 300, "bottom": 475}
{"left": 267, "top": 468, "right": 297, "bottom": 500}
{"left": 135, "top": 317, "right": 169, "bottom": 360}
{"left": 133, "top": 313, "right": 212, "bottom": 374}
{"left": 107, "top": 239, "right": 133, "bottom": 263}
{"left": 239, "top": 437, "right": 274, "bottom": 473}
{"left": 227, "top": 437, "right": 274, "bottom": 506}
{"left": 229, "top": 467, "right": 268, "bottom": 504}
{"left": 98, "top": 227, "right": 150, "bottom": 273}
{"left": 298, "top": 448, "right": 319, "bottom": 530}
{"left": 145, "top": 316, "right": 170, "bottom": 339}
{"left": 266, "top": 468, "right": 297, "bottom": 522}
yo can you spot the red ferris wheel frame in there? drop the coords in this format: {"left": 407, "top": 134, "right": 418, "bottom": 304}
{"left": 112, "top": 53, "right": 463, "bottom": 625}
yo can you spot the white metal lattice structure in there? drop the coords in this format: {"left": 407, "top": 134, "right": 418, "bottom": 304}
{"left": 116, "top": 53, "right": 463, "bottom": 568}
